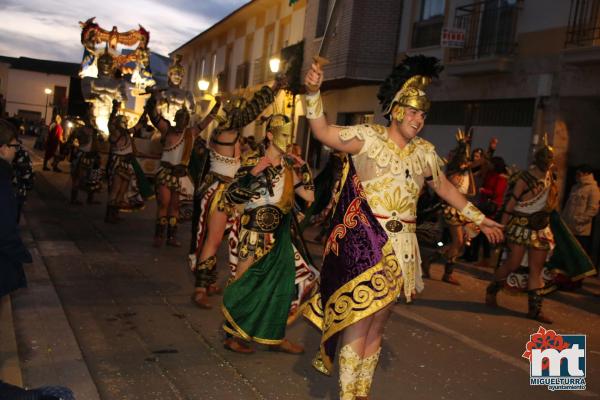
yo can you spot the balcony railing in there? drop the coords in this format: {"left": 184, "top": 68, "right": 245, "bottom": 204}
{"left": 449, "top": 0, "right": 521, "bottom": 62}
{"left": 565, "top": 0, "right": 600, "bottom": 47}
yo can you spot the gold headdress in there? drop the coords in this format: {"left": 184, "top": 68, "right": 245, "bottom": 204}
{"left": 383, "top": 75, "right": 432, "bottom": 116}
{"left": 377, "top": 55, "right": 443, "bottom": 122}
{"left": 266, "top": 114, "right": 293, "bottom": 152}
{"left": 448, "top": 127, "right": 476, "bottom": 195}
{"left": 533, "top": 133, "right": 554, "bottom": 172}
{"left": 168, "top": 54, "right": 184, "bottom": 76}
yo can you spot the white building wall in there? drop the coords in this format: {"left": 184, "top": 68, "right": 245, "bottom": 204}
{"left": 5, "top": 69, "right": 71, "bottom": 124}
{"left": 398, "top": 1, "right": 416, "bottom": 52}
{"left": 266, "top": 6, "right": 277, "bottom": 25}
{"left": 253, "top": 27, "right": 265, "bottom": 61}
{"left": 321, "top": 85, "right": 381, "bottom": 124}
{"left": 247, "top": 16, "right": 257, "bottom": 35}
{"left": 177, "top": 0, "right": 308, "bottom": 136}
{"left": 215, "top": 47, "right": 226, "bottom": 80}
{"left": 290, "top": 7, "right": 305, "bottom": 43}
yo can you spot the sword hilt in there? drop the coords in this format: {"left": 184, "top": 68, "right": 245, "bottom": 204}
{"left": 305, "top": 56, "right": 331, "bottom": 93}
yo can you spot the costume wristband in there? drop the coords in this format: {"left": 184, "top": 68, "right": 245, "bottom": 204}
{"left": 460, "top": 201, "right": 485, "bottom": 226}
{"left": 299, "top": 163, "right": 315, "bottom": 191}
{"left": 305, "top": 91, "right": 324, "bottom": 120}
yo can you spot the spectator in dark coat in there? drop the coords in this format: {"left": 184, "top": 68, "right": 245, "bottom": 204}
{"left": 12, "top": 146, "right": 34, "bottom": 223}
{"left": 0, "top": 379, "right": 75, "bottom": 400}
{"left": 0, "top": 119, "right": 32, "bottom": 299}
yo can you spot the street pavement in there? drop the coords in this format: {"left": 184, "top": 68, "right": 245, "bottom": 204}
{"left": 6, "top": 137, "right": 600, "bottom": 399}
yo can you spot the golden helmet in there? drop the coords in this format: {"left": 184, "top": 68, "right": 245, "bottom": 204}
{"left": 266, "top": 114, "right": 293, "bottom": 152}
{"left": 377, "top": 55, "right": 442, "bottom": 122}
{"left": 533, "top": 133, "right": 554, "bottom": 172}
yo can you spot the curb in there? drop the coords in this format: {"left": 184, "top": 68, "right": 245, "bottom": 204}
{"left": 0, "top": 295, "right": 23, "bottom": 386}
{"left": 9, "top": 216, "right": 101, "bottom": 399}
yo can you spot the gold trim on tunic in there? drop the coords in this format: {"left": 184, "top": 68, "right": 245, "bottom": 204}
{"left": 303, "top": 240, "right": 401, "bottom": 374}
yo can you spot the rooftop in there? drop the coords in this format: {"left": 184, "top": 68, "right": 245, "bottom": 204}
{"left": 0, "top": 56, "right": 80, "bottom": 76}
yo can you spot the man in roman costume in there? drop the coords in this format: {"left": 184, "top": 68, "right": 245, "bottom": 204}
{"left": 422, "top": 129, "right": 478, "bottom": 285}
{"left": 145, "top": 92, "right": 220, "bottom": 248}
{"left": 219, "top": 113, "right": 318, "bottom": 354}
{"left": 68, "top": 109, "right": 103, "bottom": 205}
{"left": 105, "top": 100, "right": 154, "bottom": 223}
{"left": 302, "top": 56, "right": 504, "bottom": 400}
{"left": 189, "top": 82, "right": 283, "bottom": 309}
{"left": 485, "top": 134, "right": 596, "bottom": 323}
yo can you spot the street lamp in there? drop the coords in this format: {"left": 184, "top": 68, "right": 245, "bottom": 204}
{"left": 196, "top": 78, "right": 217, "bottom": 130}
{"left": 269, "top": 57, "right": 281, "bottom": 74}
{"left": 43, "top": 88, "right": 52, "bottom": 124}
{"left": 197, "top": 79, "right": 209, "bottom": 92}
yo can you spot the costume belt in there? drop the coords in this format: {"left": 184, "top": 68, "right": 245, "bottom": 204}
{"left": 115, "top": 153, "right": 135, "bottom": 162}
{"left": 210, "top": 172, "right": 234, "bottom": 184}
{"left": 374, "top": 214, "right": 417, "bottom": 234}
{"left": 160, "top": 162, "right": 188, "bottom": 177}
{"left": 241, "top": 205, "right": 283, "bottom": 233}
{"left": 510, "top": 211, "right": 550, "bottom": 230}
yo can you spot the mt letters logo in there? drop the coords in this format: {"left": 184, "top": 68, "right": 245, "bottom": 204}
{"left": 522, "top": 326, "right": 586, "bottom": 391}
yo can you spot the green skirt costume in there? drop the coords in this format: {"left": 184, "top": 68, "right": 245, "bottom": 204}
{"left": 222, "top": 214, "right": 296, "bottom": 345}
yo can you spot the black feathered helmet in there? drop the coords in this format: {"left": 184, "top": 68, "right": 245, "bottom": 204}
{"left": 377, "top": 55, "right": 443, "bottom": 123}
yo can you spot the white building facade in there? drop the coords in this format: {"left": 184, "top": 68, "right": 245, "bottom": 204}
{"left": 172, "top": 0, "right": 307, "bottom": 140}
{"left": 0, "top": 56, "right": 79, "bottom": 124}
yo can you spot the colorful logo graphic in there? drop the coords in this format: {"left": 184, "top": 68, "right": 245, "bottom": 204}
{"left": 522, "top": 326, "right": 586, "bottom": 391}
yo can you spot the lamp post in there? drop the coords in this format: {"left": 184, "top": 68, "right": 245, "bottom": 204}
{"left": 197, "top": 78, "right": 212, "bottom": 110}
{"left": 196, "top": 79, "right": 214, "bottom": 138}
{"left": 43, "top": 88, "right": 52, "bottom": 125}
{"left": 269, "top": 56, "right": 281, "bottom": 74}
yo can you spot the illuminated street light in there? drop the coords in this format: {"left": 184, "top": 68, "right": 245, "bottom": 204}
{"left": 43, "top": 88, "right": 53, "bottom": 124}
{"left": 197, "top": 79, "right": 210, "bottom": 91}
{"left": 269, "top": 57, "right": 281, "bottom": 74}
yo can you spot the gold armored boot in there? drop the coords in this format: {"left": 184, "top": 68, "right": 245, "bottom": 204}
{"left": 355, "top": 347, "right": 381, "bottom": 400}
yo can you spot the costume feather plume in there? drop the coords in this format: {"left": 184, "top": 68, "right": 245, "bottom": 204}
{"left": 377, "top": 55, "right": 443, "bottom": 114}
